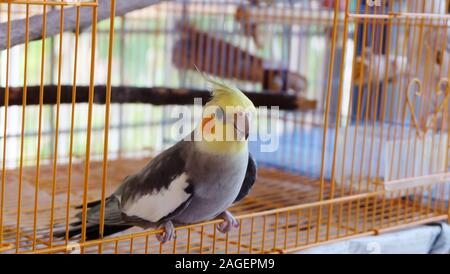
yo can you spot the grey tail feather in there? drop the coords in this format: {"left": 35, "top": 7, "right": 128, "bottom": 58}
{"left": 75, "top": 199, "right": 103, "bottom": 209}
{"left": 53, "top": 222, "right": 132, "bottom": 241}
{"left": 55, "top": 196, "right": 132, "bottom": 240}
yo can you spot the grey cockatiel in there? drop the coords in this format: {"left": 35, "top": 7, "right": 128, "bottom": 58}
{"left": 55, "top": 78, "right": 257, "bottom": 243}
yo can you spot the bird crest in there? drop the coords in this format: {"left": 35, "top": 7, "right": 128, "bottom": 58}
{"left": 194, "top": 65, "right": 256, "bottom": 112}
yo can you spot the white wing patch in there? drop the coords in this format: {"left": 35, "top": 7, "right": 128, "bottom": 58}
{"left": 122, "top": 173, "right": 191, "bottom": 222}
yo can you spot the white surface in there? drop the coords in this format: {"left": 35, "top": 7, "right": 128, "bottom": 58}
{"left": 335, "top": 125, "right": 448, "bottom": 191}
{"left": 299, "top": 223, "right": 450, "bottom": 254}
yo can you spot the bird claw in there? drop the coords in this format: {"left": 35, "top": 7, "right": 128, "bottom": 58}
{"left": 217, "top": 211, "right": 239, "bottom": 233}
{"left": 156, "top": 220, "right": 175, "bottom": 243}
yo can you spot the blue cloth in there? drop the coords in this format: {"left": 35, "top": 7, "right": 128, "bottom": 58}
{"left": 249, "top": 125, "right": 333, "bottom": 177}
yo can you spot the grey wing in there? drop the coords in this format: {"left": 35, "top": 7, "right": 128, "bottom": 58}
{"left": 116, "top": 140, "right": 195, "bottom": 224}
{"left": 234, "top": 153, "right": 257, "bottom": 203}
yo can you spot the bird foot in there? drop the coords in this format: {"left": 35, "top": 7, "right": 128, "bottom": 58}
{"left": 156, "top": 220, "right": 175, "bottom": 243}
{"left": 217, "top": 211, "right": 239, "bottom": 233}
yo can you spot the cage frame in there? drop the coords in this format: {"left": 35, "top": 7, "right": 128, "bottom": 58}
{"left": 0, "top": 0, "right": 449, "bottom": 254}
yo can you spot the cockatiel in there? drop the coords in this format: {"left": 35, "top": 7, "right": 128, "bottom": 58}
{"left": 55, "top": 77, "right": 257, "bottom": 243}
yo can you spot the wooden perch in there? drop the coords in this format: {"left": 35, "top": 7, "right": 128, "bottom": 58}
{"left": 0, "top": 85, "right": 317, "bottom": 111}
{"left": 0, "top": 0, "right": 164, "bottom": 51}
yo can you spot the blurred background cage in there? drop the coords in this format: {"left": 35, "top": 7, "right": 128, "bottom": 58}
{"left": 0, "top": 0, "right": 449, "bottom": 254}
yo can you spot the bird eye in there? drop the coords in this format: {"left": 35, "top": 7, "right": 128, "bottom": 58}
{"left": 215, "top": 107, "right": 224, "bottom": 121}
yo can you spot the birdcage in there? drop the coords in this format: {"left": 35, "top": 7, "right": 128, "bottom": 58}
{"left": 0, "top": 0, "right": 449, "bottom": 254}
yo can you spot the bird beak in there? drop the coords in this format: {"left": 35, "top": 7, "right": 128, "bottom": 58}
{"left": 233, "top": 111, "right": 250, "bottom": 140}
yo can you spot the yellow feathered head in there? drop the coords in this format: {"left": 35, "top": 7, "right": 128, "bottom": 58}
{"left": 196, "top": 73, "right": 256, "bottom": 154}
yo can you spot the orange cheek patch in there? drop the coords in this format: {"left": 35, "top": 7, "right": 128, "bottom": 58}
{"left": 202, "top": 115, "right": 215, "bottom": 135}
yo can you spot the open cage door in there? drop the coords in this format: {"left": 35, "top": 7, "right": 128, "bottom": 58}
{"left": 331, "top": 0, "right": 450, "bottom": 192}
{"left": 321, "top": 0, "right": 450, "bottom": 239}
